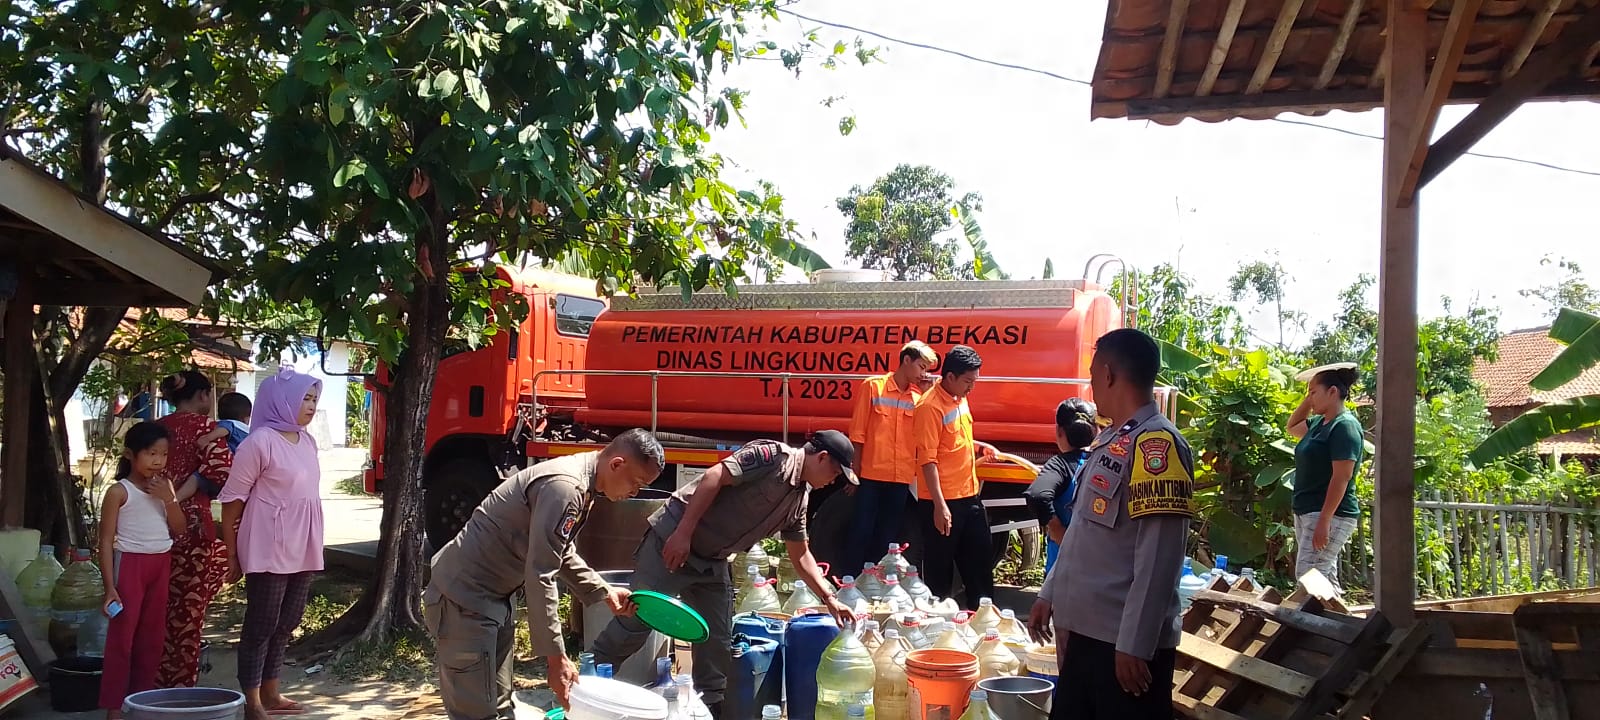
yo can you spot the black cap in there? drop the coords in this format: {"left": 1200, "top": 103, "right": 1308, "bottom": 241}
{"left": 807, "top": 430, "right": 859, "bottom": 485}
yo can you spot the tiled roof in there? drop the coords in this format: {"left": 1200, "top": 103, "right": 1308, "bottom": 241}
{"left": 1536, "top": 439, "right": 1600, "bottom": 457}
{"left": 1473, "top": 328, "right": 1600, "bottom": 408}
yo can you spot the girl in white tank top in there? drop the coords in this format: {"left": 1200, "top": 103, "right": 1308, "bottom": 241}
{"left": 97, "top": 422, "right": 186, "bottom": 718}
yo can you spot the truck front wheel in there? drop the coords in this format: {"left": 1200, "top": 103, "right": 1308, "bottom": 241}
{"left": 424, "top": 455, "right": 499, "bottom": 551}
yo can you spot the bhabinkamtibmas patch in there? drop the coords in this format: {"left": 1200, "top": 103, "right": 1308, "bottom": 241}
{"left": 1127, "top": 429, "right": 1194, "bottom": 519}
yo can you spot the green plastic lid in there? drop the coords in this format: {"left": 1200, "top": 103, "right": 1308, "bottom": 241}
{"left": 631, "top": 590, "right": 711, "bottom": 643}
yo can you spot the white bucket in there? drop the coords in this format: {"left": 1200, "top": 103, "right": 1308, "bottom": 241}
{"left": 1025, "top": 646, "right": 1058, "bottom": 682}
{"left": 567, "top": 677, "right": 668, "bottom": 720}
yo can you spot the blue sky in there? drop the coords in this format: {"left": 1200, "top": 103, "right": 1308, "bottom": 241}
{"left": 705, "top": 0, "right": 1600, "bottom": 341}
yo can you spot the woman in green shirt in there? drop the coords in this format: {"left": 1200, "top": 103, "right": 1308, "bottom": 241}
{"left": 1286, "top": 366, "right": 1364, "bottom": 589}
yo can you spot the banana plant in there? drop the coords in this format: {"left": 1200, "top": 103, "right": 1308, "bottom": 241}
{"left": 1470, "top": 308, "right": 1600, "bottom": 465}
{"left": 954, "top": 201, "right": 1009, "bottom": 280}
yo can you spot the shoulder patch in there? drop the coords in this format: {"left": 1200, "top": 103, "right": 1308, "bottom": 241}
{"left": 731, "top": 441, "right": 782, "bottom": 473}
{"left": 555, "top": 501, "right": 582, "bottom": 542}
{"left": 1128, "top": 428, "right": 1194, "bottom": 519}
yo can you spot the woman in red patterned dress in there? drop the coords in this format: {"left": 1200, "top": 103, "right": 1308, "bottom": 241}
{"left": 154, "top": 370, "right": 235, "bottom": 687}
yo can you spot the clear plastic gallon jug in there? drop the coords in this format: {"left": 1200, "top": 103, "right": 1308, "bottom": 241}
{"left": 16, "top": 545, "right": 63, "bottom": 641}
{"left": 1178, "top": 558, "right": 1208, "bottom": 615}
{"left": 50, "top": 548, "right": 103, "bottom": 657}
{"left": 741, "top": 545, "right": 772, "bottom": 577}
{"left": 958, "top": 689, "right": 991, "bottom": 720}
{"left": 737, "top": 564, "right": 762, "bottom": 598}
{"left": 784, "top": 581, "right": 823, "bottom": 615}
{"left": 995, "top": 609, "right": 1027, "bottom": 641}
{"left": 902, "top": 566, "right": 933, "bottom": 602}
{"left": 971, "top": 598, "right": 1003, "bottom": 635}
{"left": 874, "top": 630, "right": 912, "bottom": 720}
{"left": 815, "top": 622, "right": 876, "bottom": 720}
{"left": 880, "top": 575, "right": 914, "bottom": 613}
{"left": 934, "top": 624, "right": 973, "bottom": 652}
{"left": 860, "top": 620, "right": 884, "bottom": 653}
{"left": 899, "top": 617, "right": 932, "bottom": 651}
{"left": 975, "top": 630, "right": 1020, "bottom": 679}
{"left": 835, "top": 576, "right": 867, "bottom": 611}
{"left": 77, "top": 608, "right": 110, "bottom": 658}
{"left": 855, "top": 564, "right": 885, "bottom": 600}
{"left": 876, "top": 543, "right": 909, "bottom": 578}
{"left": 738, "top": 577, "right": 782, "bottom": 615}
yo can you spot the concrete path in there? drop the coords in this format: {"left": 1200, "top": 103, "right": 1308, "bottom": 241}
{"left": 317, "top": 447, "right": 383, "bottom": 574}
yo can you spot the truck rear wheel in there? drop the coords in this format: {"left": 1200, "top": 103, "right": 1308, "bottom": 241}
{"left": 425, "top": 455, "right": 499, "bottom": 551}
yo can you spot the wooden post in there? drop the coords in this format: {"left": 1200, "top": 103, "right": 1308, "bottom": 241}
{"left": 1375, "top": 0, "right": 1427, "bottom": 628}
{"left": 1, "top": 271, "right": 33, "bottom": 528}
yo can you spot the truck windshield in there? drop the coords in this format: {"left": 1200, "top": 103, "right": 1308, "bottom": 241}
{"left": 555, "top": 294, "right": 604, "bottom": 337}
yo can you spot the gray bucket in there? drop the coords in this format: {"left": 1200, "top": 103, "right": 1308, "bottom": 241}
{"left": 122, "top": 687, "right": 245, "bottom": 720}
{"left": 978, "top": 675, "right": 1054, "bottom": 720}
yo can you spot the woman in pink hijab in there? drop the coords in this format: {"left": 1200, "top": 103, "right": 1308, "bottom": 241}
{"left": 219, "top": 367, "right": 325, "bottom": 720}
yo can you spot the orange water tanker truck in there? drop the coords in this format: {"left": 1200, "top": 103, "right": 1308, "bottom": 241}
{"left": 364, "top": 260, "right": 1159, "bottom": 567}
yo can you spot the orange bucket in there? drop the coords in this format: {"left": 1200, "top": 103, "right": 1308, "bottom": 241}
{"left": 905, "top": 648, "right": 980, "bottom": 720}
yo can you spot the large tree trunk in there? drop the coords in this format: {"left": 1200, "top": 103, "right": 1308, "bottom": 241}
{"left": 301, "top": 196, "right": 453, "bottom": 653}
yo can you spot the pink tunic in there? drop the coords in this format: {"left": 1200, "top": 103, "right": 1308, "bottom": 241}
{"left": 219, "top": 430, "right": 325, "bottom": 574}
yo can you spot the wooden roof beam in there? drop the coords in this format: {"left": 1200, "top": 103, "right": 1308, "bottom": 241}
{"left": 1247, "top": 0, "right": 1308, "bottom": 94}
{"left": 1117, "top": 79, "right": 1600, "bottom": 121}
{"left": 1504, "top": 0, "right": 1564, "bottom": 79}
{"left": 1153, "top": 0, "right": 1193, "bottom": 98}
{"left": 1394, "top": 0, "right": 1486, "bottom": 208}
{"left": 1198, "top": 0, "right": 1248, "bottom": 97}
{"left": 1419, "top": 2, "right": 1600, "bottom": 189}
{"left": 1316, "top": 0, "right": 1366, "bottom": 89}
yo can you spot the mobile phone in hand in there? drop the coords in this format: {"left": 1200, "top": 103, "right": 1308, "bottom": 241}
{"left": 107, "top": 600, "right": 123, "bottom": 618}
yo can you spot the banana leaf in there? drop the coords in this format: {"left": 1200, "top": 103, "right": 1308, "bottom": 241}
{"left": 1469, "top": 395, "right": 1600, "bottom": 465}
{"left": 956, "top": 202, "right": 1008, "bottom": 281}
{"left": 1159, "top": 339, "right": 1209, "bottom": 376}
{"left": 1531, "top": 311, "right": 1600, "bottom": 391}
{"left": 1549, "top": 307, "right": 1600, "bottom": 344}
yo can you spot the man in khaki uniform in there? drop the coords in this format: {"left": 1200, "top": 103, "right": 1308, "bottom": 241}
{"left": 590, "top": 431, "right": 858, "bottom": 718}
{"left": 425, "top": 429, "right": 666, "bottom": 719}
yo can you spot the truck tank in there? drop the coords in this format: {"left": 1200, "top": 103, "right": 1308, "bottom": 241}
{"left": 575, "top": 278, "right": 1122, "bottom": 450}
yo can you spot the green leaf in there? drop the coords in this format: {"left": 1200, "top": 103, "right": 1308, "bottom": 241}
{"left": 333, "top": 158, "right": 367, "bottom": 187}
{"left": 328, "top": 87, "right": 348, "bottom": 125}
{"left": 364, "top": 163, "right": 390, "bottom": 199}
{"left": 505, "top": 17, "right": 526, "bottom": 34}
{"left": 433, "top": 69, "right": 459, "bottom": 98}
{"left": 618, "top": 47, "right": 641, "bottom": 70}
{"left": 1254, "top": 464, "right": 1291, "bottom": 488}
{"left": 463, "top": 72, "right": 489, "bottom": 111}
{"left": 1549, "top": 308, "right": 1600, "bottom": 344}
{"left": 352, "top": 96, "right": 374, "bottom": 126}
{"left": 1470, "top": 395, "right": 1600, "bottom": 465}
{"left": 1205, "top": 506, "right": 1268, "bottom": 564}
{"left": 1158, "top": 340, "right": 1208, "bottom": 376}
{"left": 1531, "top": 314, "right": 1600, "bottom": 391}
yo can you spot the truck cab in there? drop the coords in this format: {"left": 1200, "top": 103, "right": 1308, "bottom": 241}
{"left": 363, "top": 266, "right": 606, "bottom": 547}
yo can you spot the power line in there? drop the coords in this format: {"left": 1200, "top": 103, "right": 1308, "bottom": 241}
{"left": 777, "top": 7, "right": 1600, "bottom": 179}
{"left": 779, "top": 8, "right": 1091, "bottom": 87}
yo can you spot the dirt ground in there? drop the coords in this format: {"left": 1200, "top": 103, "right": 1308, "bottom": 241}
{"left": 9, "top": 570, "right": 559, "bottom": 719}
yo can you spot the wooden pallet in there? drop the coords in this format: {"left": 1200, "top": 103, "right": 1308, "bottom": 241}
{"left": 1512, "top": 602, "right": 1600, "bottom": 720}
{"left": 1373, "top": 591, "right": 1600, "bottom": 720}
{"left": 1172, "top": 570, "right": 1432, "bottom": 720}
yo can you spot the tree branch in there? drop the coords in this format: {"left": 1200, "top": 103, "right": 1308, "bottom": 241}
{"left": 151, "top": 188, "right": 225, "bottom": 231}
